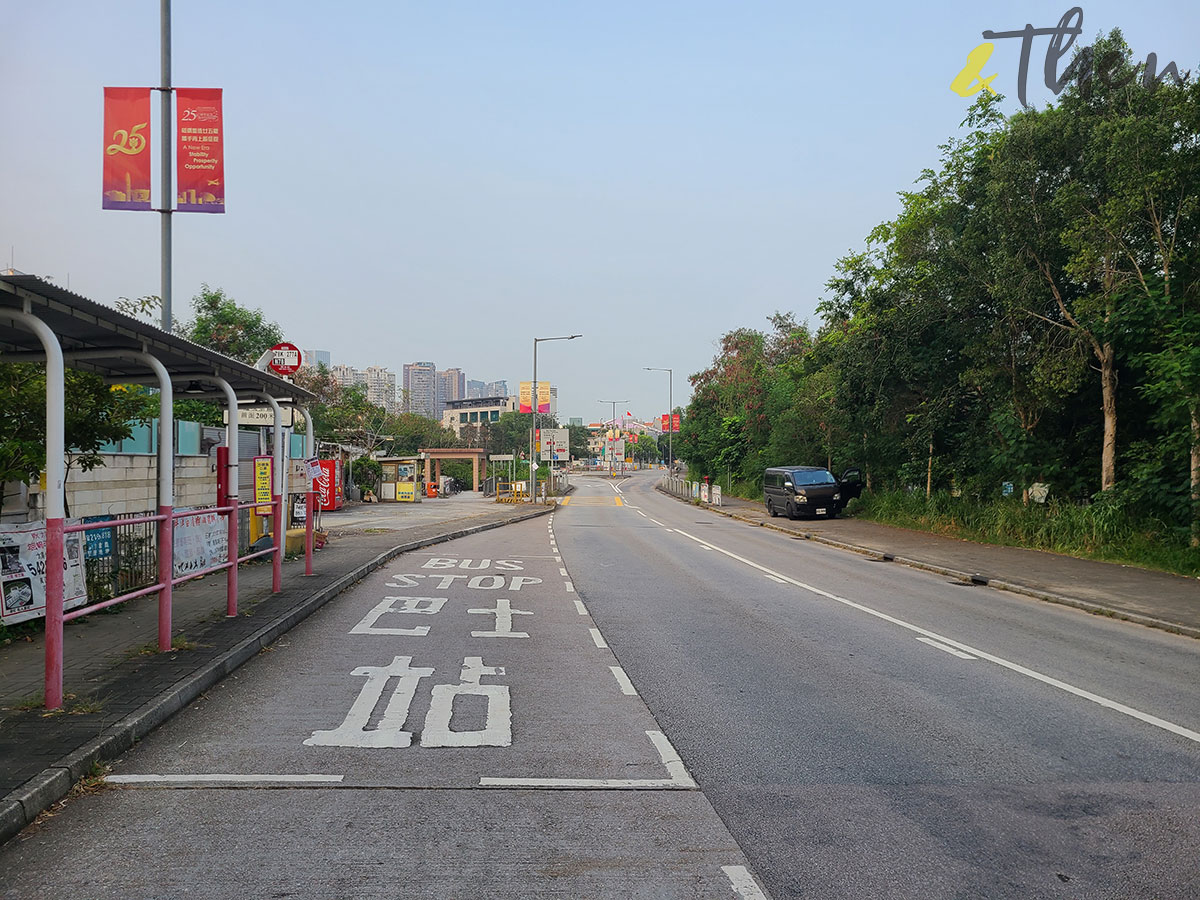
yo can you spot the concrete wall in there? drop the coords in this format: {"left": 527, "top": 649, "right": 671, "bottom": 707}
{"left": 2, "top": 455, "right": 218, "bottom": 522}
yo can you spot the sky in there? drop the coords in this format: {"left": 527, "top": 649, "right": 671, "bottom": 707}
{"left": 4, "top": 2, "right": 1198, "bottom": 425}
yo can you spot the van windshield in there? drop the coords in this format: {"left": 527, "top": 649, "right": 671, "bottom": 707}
{"left": 792, "top": 469, "right": 836, "bottom": 486}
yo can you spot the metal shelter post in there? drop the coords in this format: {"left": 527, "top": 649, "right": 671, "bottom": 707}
{"left": 253, "top": 394, "right": 284, "bottom": 593}
{"left": 137, "top": 352, "right": 174, "bottom": 651}
{"left": 297, "top": 405, "right": 315, "bottom": 576}
{"left": 3, "top": 308, "right": 66, "bottom": 708}
{"left": 179, "top": 375, "right": 240, "bottom": 614}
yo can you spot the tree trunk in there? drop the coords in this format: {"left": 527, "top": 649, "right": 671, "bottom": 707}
{"left": 1099, "top": 343, "right": 1118, "bottom": 491}
{"left": 1191, "top": 399, "right": 1200, "bottom": 548}
{"left": 926, "top": 440, "right": 934, "bottom": 500}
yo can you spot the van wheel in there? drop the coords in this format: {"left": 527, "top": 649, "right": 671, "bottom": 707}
{"left": 786, "top": 501, "right": 797, "bottom": 520}
{"left": 767, "top": 499, "right": 778, "bottom": 518}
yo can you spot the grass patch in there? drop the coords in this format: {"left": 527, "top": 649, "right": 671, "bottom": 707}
{"left": 853, "top": 490, "right": 1200, "bottom": 578}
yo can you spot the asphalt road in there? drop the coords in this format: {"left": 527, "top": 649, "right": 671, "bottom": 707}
{"left": 4, "top": 470, "right": 1199, "bottom": 898}
{"left": 0, "top": 503, "right": 764, "bottom": 899}
{"left": 559, "top": 471, "right": 1200, "bottom": 898}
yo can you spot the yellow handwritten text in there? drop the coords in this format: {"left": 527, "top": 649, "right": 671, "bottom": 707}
{"left": 950, "top": 42, "right": 999, "bottom": 97}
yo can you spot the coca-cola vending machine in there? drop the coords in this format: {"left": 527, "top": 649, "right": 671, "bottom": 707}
{"left": 315, "top": 459, "right": 343, "bottom": 511}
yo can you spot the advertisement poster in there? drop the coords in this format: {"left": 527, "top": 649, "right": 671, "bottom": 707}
{"left": 172, "top": 508, "right": 228, "bottom": 578}
{"left": 316, "top": 459, "right": 343, "bottom": 511}
{"left": 672, "top": 413, "right": 681, "bottom": 432}
{"left": 0, "top": 522, "right": 89, "bottom": 625}
{"left": 176, "top": 88, "right": 225, "bottom": 213}
{"left": 102, "top": 87, "right": 152, "bottom": 211}
{"left": 254, "top": 455, "right": 273, "bottom": 515}
{"left": 519, "top": 381, "right": 532, "bottom": 414}
{"left": 536, "top": 381, "right": 551, "bottom": 414}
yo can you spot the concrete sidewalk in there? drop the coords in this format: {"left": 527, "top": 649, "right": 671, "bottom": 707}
{"left": 0, "top": 496, "right": 552, "bottom": 845}
{"left": 667, "top": 488, "right": 1200, "bottom": 638}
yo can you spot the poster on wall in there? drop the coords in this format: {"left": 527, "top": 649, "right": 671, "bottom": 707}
{"left": 0, "top": 522, "right": 89, "bottom": 625}
{"left": 254, "top": 456, "right": 273, "bottom": 516}
{"left": 172, "top": 509, "right": 228, "bottom": 579}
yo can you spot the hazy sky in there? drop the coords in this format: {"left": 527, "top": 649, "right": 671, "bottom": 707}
{"left": 4, "top": 2, "right": 1198, "bottom": 423}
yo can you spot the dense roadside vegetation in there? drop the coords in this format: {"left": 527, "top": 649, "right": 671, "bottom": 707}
{"left": 677, "top": 35, "right": 1200, "bottom": 575}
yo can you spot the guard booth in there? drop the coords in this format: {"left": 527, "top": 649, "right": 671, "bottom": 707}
{"left": 378, "top": 456, "right": 421, "bottom": 502}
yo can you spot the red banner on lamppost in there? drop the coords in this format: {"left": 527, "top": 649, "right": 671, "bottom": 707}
{"left": 102, "top": 87, "right": 152, "bottom": 211}
{"left": 672, "top": 413, "right": 681, "bottom": 432}
{"left": 176, "top": 88, "right": 225, "bottom": 213}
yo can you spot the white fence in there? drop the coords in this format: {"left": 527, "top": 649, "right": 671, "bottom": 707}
{"left": 661, "top": 476, "right": 721, "bottom": 508}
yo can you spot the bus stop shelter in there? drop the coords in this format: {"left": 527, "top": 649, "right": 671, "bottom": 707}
{"left": 0, "top": 273, "right": 315, "bottom": 708}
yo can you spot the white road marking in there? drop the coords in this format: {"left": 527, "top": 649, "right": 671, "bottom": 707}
{"left": 421, "top": 658, "right": 512, "bottom": 747}
{"left": 670, "top": 527, "right": 1200, "bottom": 746}
{"left": 609, "top": 665, "right": 638, "bottom": 695}
{"left": 589, "top": 628, "right": 608, "bottom": 649}
{"left": 917, "top": 637, "right": 977, "bottom": 660}
{"left": 607, "top": 480, "right": 623, "bottom": 495}
{"left": 559, "top": 567, "right": 569, "bottom": 577}
{"left": 106, "top": 774, "right": 344, "bottom": 785}
{"left": 722, "top": 865, "right": 768, "bottom": 899}
{"left": 574, "top": 600, "right": 588, "bottom": 615}
{"left": 764, "top": 574, "right": 785, "bottom": 584}
{"left": 105, "top": 772, "right": 345, "bottom": 787}
{"left": 555, "top": 556, "right": 561, "bottom": 562}
{"left": 637, "top": 511, "right": 647, "bottom": 517}
{"left": 649, "top": 518, "right": 664, "bottom": 526}
{"left": 479, "top": 730, "right": 695, "bottom": 789}
{"left": 565, "top": 581, "right": 575, "bottom": 592}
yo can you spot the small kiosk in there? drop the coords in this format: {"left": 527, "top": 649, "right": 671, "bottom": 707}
{"left": 378, "top": 456, "right": 422, "bottom": 502}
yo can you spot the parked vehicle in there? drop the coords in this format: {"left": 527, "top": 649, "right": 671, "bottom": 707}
{"left": 763, "top": 466, "right": 863, "bottom": 519}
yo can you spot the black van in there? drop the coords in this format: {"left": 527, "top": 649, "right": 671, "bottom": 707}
{"left": 763, "top": 466, "right": 862, "bottom": 519}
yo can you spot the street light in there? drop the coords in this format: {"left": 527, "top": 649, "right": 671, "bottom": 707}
{"left": 644, "top": 366, "right": 673, "bottom": 472}
{"left": 531, "top": 334, "right": 582, "bottom": 502}
{"left": 598, "top": 399, "right": 628, "bottom": 477}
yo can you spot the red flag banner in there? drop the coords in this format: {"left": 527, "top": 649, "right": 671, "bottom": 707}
{"left": 102, "top": 88, "right": 152, "bottom": 211}
{"left": 176, "top": 88, "right": 225, "bottom": 213}
{"left": 662, "top": 414, "right": 669, "bottom": 432}
{"left": 672, "top": 413, "right": 681, "bottom": 432}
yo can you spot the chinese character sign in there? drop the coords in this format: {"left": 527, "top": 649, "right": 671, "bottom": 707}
{"left": 176, "top": 88, "right": 225, "bottom": 212}
{"left": 102, "top": 87, "right": 152, "bottom": 211}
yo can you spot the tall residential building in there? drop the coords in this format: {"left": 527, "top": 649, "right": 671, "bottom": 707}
{"left": 466, "top": 379, "right": 486, "bottom": 399}
{"left": 437, "top": 368, "right": 467, "bottom": 418}
{"left": 363, "top": 366, "right": 399, "bottom": 414}
{"left": 485, "top": 380, "right": 508, "bottom": 398}
{"left": 329, "top": 364, "right": 399, "bottom": 413}
{"left": 330, "top": 364, "right": 360, "bottom": 388}
{"left": 403, "top": 361, "right": 438, "bottom": 419}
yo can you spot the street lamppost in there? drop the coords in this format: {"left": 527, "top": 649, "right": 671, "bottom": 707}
{"left": 598, "top": 399, "right": 627, "bottom": 477}
{"left": 644, "top": 366, "right": 673, "bottom": 472}
{"left": 531, "top": 334, "right": 582, "bottom": 502}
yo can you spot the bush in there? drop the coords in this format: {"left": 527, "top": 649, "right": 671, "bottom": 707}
{"left": 853, "top": 490, "right": 1200, "bottom": 577}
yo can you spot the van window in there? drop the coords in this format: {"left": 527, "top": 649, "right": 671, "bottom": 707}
{"left": 792, "top": 469, "right": 836, "bottom": 486}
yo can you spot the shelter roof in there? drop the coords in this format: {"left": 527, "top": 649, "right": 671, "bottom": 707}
{"left": 0, "top": 274, "right": 312, "bottom": 402}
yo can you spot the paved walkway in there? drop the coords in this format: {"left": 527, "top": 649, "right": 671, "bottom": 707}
{"left": 671, "top": 487, "right": 1200, "bottom": 636}
{"left": 0, "top": 495, "right": 552, "bottom": 844}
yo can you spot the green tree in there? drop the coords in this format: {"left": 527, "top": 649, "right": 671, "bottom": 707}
{"left": 181, "top": 284, "right": 284, "bottom": 365}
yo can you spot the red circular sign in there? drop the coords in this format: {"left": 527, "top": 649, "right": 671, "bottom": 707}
{"left": 268, "top": 342, "right": 302, "bottom": 375}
